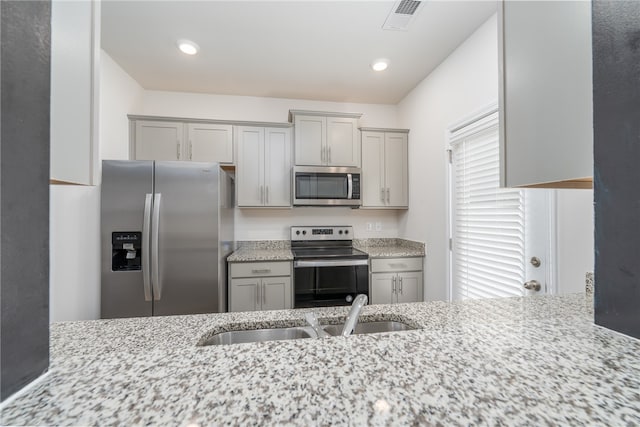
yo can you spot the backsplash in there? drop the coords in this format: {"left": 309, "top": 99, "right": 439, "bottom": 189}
{"left": 235, "top": 240, "right": 290, "bottom": 250}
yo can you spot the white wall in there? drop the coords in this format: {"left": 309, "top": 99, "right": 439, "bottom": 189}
{"left": 556, "top": 190, "right": 594, "bottom": 293}
{"left": 99, "top": 50, "right": 144, "bottom": 161}
{"left": 396, "top": 14, "right": 594, "bottom": 301}
{"left": 50, "top": 186, "right": 101, "bottom": 322}
{"left": 396, "top": 15, "right": 500, "bottom": 301}
{"left": 140, "top": 91, "right": 397, "bottom": 129}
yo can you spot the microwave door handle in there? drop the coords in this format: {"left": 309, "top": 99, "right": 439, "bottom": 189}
{"left": 347, "top": 173, "right": 353, "bottom": 199}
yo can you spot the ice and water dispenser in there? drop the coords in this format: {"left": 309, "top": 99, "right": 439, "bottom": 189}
{"left": 111, "top": 232, "right": 142, "bottom": 271}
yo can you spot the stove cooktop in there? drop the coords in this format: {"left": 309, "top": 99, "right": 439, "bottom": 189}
{"left": 291, "top": 246, "right": 368, "bottom": 260}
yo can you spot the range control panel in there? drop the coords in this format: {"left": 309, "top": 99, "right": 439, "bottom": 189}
{"left": 290, "top": 226, "right": 353, "bottom": 241}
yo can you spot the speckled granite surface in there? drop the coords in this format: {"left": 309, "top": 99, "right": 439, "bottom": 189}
{"left": 586, "top": 271, "right": 594, "bottom": 294}
{"left": 3, "top": 293, "right": 640, "bottom": 426}
{"left": 355, "top": 238, "right": 425, "bottom": 258}
{"left": 227, "top": 240, "right": 293, "bottom": 262}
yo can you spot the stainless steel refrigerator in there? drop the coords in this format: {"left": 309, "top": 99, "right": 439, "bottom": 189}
{"left": 101, "top": 160, "right": 234, "bottom": 318}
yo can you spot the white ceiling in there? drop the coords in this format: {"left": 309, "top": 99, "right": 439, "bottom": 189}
{"left": 101, "top": 1, "right": 497, "bottom": 105}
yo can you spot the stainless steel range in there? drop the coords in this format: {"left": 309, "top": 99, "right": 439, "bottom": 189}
{"left": 291, "top": 226, "right": 369, "bottom": 308}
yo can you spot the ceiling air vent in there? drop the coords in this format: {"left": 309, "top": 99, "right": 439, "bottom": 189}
{"left": 383, "top": 0, "right": 423, "bottom": 31}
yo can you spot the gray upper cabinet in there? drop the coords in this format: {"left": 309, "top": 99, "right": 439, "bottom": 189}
{"left": 499, "top": 0, "right": 593, "bottom": 189}
{"left": 129, "top": 117, "right": 233, "bottom": 164}
{"left": 361, "top": 129, "right": 409, "bottom": 208}
{"left": 290, "top": 110, "right": 362, "bottom": 167}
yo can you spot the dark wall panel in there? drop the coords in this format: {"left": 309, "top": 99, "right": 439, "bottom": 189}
{"left": 593, "top": 1, "right": 640, "bottom": 338}
{"left": 0, "top": 1, "right": 51, "bottom": 400}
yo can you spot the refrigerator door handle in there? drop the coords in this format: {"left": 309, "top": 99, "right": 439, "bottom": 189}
{"left": 151, "top": 193, "right": 162, "bottom": 301}
{"left": 142, "top": 194, "right": 153, "bottom": 301}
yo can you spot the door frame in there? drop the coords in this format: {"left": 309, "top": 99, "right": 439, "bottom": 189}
{"left": 444, "top": 103, "right": 557, "bottom": 301}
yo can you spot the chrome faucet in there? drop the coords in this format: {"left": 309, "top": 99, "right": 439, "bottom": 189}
{"left": 304, "top": 311, "right": 330, "bottom": 338}
{"left": 341, "top": 294, "right": 368, "bottom": 336}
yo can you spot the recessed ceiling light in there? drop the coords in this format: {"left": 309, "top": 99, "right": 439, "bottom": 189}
{"left": 371, "top": 59, "right": 389, "bottom": 72}
{"left": 177, "top": 39, "right": 199, "bottom": 55}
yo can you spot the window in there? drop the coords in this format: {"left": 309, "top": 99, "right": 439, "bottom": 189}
{"left": 448, "top": 111, "right": 551, "bottom": 300}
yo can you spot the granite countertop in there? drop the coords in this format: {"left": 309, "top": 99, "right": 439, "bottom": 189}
{"left": 355, "top": 238, "right": 425, "bottom": 258}
{"left": 228, "top": 238, "right": 425, "bottom": 262}
{"left": 227, "top": 240, "right": 293, "bottom": 262}
{"left": 3, "top": 293, "right": 640, "bottom": 426}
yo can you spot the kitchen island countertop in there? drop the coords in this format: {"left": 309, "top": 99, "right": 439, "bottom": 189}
{"left": 3, "top": 293, "right": 639, "bottom": 426}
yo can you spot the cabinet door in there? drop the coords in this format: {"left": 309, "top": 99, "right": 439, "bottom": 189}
{"left": 294, "top": 115, "right": 325, "bottom": 166}
{"left": 499, "top": 1, "right": 592, "bottom": 187}
{"left": 370, "top": 273, "right": 396, "bottom": 305}
{"left": 327, "top": 117, "right": 359, "bottom": 166}
{"left": 229, "top": 278, "right": 260, "bottom": 312}
{"left": 396, "top": 272, "right": 422, "bottom": 304}
{"left": 264, "top": 128, "right": 292, "bottom": 207}
{"left": 134, "top": 121, "right": 184, "bottom": 161}
{"left": 262, "top": 277, "right": 292, "bottom": 311}
{"left": 361, "top": 131, "right": 386, "bottom": 207}
{"left": 187, "top": 123, "right": 233, "bottom": 163}
{"left": 236, "top": 126, "right": 265, "bottom": 207}
{"left": 384, "top": 132, "right": 409, "bottom": 207}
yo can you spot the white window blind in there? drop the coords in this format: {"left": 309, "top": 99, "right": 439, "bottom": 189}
{"left": 451, "top": 122, "right": 526, "bottom": 300}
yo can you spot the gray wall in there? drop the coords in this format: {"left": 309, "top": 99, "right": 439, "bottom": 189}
{"left": 0, "top": 1, "right": 51, "bottom": 400}
{"left": 593, "top": 1, "right": 640, "bottom": 339}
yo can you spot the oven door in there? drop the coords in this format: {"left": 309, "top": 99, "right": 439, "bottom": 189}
{"left": 293, "top": 259, "right": 369, "bottom": 308}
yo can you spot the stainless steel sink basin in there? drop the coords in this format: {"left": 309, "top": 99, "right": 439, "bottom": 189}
{"left": 200, "top": 326, "right": 314, "bottom": 346}
{"left": 322, "top": 321, "right": 415, "bottom": 336}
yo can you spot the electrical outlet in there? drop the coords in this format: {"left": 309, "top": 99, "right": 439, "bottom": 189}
{"left": 375, "top": 222, "right": 382, "bottom": 231}
{"left": 366, "top": 222, "right": 373, "bottom": 231}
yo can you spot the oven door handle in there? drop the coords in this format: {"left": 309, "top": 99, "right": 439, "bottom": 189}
{"left": 294, "top": 259, "right": 369, "bottom": 268}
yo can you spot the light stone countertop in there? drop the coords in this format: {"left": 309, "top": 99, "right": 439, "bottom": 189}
{"left": 227, "top": 238, "right": 425, "bottom": 262}
{"left": 2, "top": 293, "right": 640, "bottom": 426}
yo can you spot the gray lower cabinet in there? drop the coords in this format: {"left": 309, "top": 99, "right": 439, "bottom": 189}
{"left": 370, "top": 258, "right": 423, "bottom": 304}
{"left": 229, "top": 261, "right": 292, "bottom": 312}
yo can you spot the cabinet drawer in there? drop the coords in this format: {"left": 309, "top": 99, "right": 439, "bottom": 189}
{"left": 230, "top": 261, "right": 291, "bottom": 278}
{"left": 371, "top": 257, "right": 422, "bottom": 273}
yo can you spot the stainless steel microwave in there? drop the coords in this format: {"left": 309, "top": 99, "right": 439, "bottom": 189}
{"left": 293, "top": 166, "right": 361, "bottom": 207}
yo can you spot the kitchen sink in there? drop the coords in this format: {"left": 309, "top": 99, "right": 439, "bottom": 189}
{"left": 200, "top": 321, "right": 416, "bottom": 346}
{"left": 322, "top": 321, "right": 415, "bottom": 336}
{"left": 200, "top": 326, "right": 314, "bottom": 346}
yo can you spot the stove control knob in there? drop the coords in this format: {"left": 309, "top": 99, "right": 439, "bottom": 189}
{"left": 339, "top": 230, "right": 343, "bottom": 235}
{"left": 346, "top": 295, "right": 353, "bottom": 303}
{"left": 345, "top": 229, "right": 349, "bottom": 235}
{"left": 302, "top": 230, "right": 307, "bottom": 235}
{"left": 296, "top": 230, "right": 300, "bottom": 235}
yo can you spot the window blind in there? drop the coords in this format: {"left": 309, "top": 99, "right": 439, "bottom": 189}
{"left": 451, "top": 123, "right": 526, "bottom": 300}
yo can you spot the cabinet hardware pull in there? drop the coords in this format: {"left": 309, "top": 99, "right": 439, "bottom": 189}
{"left": 392, "top": 276, "right": 396, "bottom": 294}
{"left": 263, "top": 283, "right": 266, "bottom": 305}
{"left": 260, "top": 186, "right": 264, "bottom": 204}
{"left": 177, "top": 142, "right": 181, "bottom": 160}
{"left": 266, "top": 186, "right": 269, "bottom": 205}
{"left": 251, "top": 269, "right": 271, "bottom": 274}
{"left": 381, "top": 188, "right": 385, "bottom": 203}
{"left": 386, "top": 188, "right": 390, "bottom": 204}
{"left": 256, "top": 282, "right": 260, "bottom": 307}
{"left": 389, "top": 263, "right": 407, "bottom": 268}
{"left": 399, "top": 277, "right": 403, "bottom": 294}
{"left": 328, "top": 146, "right": 331, "bottom": 163}
{"left": 189, "top": 141, "right": 193, "bottom": 160}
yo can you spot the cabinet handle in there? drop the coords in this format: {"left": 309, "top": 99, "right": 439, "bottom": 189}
{"left": 251, "top": 269, "right": 271, "bottom": 274}
{"left": 321, "top": 146, "right": 326, "bottom": 163}
{"left": 260, "top": 186, "right": 264, "bottom": 204}
{"left": 392, "top": 276, "right": 396, "bottom": 294}
{"left": 189, "top": 141, "right": 193, "bottom": 160}
{"left": 262, "top": 283, "right": 266, "bottom": 305}
{"left": 256, "top": 283, "right": 260, "bottom": 307}
{"left": 399, "top": 277, "right": 403, "bottom": 294}
{"left": 328, "top": 146, "right": 331, "bottom": 163}
{"left": 389, "top": 263, "right": 407, "bottom": 269}
{"left": 386, "top": 188, "right": 390, "bottom": 204}
{"left": 177, "top": 142, "right": 181, "bottom": 160}
{"left": 266, "top": 186, "right": 269, "bottom": 205}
